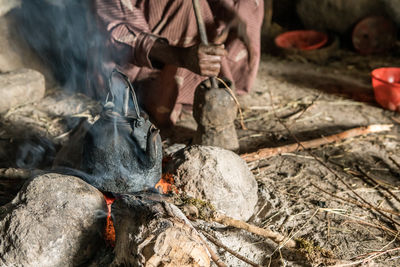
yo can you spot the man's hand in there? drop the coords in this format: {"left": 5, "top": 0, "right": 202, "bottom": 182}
{"left": 149, "top": 39, "right": 226, "bottom": 77}
{"left": 183, "top": 43, "right": 226, "bottom": 77}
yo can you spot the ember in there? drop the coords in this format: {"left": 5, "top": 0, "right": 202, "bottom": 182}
{"left": 103, "top": 193, "right": 116, "bottom": 247}
{"left": 155, "top": 173, "right": 178, "bottom": 194}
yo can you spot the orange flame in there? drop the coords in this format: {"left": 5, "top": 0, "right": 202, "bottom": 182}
{"left": 103, "top": 193, "right": 116, "bottom": 247}
{"left": 155, "top": 173, "right": 178, "bottom": 194}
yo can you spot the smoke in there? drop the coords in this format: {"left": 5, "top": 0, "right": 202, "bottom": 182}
{"left": 16, "top": 137, "right": 56, "bottom": 169}
{"left": 14, "top": 0, "right": 105, "bottom": 94}
{"left": 10, "top": 0, "right": 162, "bottom": 193}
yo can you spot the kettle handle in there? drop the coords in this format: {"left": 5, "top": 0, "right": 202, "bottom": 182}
{"left": 107, "top": 68, "right": 141, "bottom": 119}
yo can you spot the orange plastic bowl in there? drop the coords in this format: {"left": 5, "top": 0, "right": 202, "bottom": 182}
{"left": 275, "top": 30, "right": 328, "bottom": 51}
{"left": 371, "top": 67, "right": 400, "bottom": 111}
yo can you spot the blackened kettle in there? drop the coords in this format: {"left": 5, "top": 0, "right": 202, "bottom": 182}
{"left": 81, "top": 69, "right": 162, "bottom": 193}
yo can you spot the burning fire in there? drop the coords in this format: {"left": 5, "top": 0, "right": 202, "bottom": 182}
{"left": 155, "top": 173, "right": 178, "bottom": 194}
{"left": 101, "top": 156, "right": 176, "bottom": 246}
{"left": 156, "top": 156, "right": 178, "bottom": 194}
{"left": 103, "top": 193, "right": 116, "bottom": 247}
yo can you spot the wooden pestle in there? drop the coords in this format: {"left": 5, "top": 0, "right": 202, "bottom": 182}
{"left": 192, "top": 0, "right": 218, "bottom": 89}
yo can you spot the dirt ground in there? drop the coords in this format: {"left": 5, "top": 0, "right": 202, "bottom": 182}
{"left": 1, "top": 49, "right": 400, "bottom": 266}
{"left": 164, "top": 50, "right": 400, "bottom": 266}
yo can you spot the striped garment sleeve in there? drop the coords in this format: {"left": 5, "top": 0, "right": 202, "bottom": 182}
{"left": 94, "top": 0, "right": 163, "bottom": 68}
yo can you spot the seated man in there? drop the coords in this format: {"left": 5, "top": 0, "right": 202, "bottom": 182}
{"left": 92, "top": 0, "right": 264, "bottom": 127}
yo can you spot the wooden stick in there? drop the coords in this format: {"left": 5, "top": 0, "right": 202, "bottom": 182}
{"left": 212, "top": 212, "right": 297, "bottom": 249}
{"left": 200, "top": 230, "right": 262, "bottom": 267}
{"left": 342, "top": 219, "right": 398, "bottom": 237}
{"left": 312, "top": 183, "right": 400, "bottom": 218}
{"left": 357, "top": 166, "right": 400, "bottom": 205}
{"left": 389, "top": 156, "right": 400, "bottom": 172}
{"left": 192, "top": 0, "right": 218, "bottom": 89}
{"left": 263, "top": 0, "right": 273, "bottom": 33}
{"left": 192, "top": 0, "right": 208, "bottom": 46}
{"left": 241, "top": 124, "right": 393, "bottom": 162}
{"left": 285, "top": 128, "right": 400, "bottom": 229}
{"left": 111, "top": 194, "right": 213, "bottom": 266}
{"left": 202, "top": 239, "right": 228, "bottom": 267}
{"left": 267, "top": 90, "right": 400, "bottom": 229}
{"left": 148, "top": 194, "right": 297, "bottom": 250}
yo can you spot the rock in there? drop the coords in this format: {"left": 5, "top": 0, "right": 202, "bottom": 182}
{"left": 165, "top": 145, "right": 258, "bottom": 221}
{"left": 0, "top": 173, "right": 106, "bottom": 267}
{"left": 296, "top": 0, "right": 385, "bottom": 34}
{"left": 0, "top": 0, "right": 20, "bottom": 17}
{"left": 0, "top": 68, "right": 45, "bottom": 113}
{"left": 111, "top": 194, "right": 210, "bottom": 267}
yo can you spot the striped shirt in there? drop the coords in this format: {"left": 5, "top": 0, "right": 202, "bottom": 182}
{"left": 93, "top": 0, "right": 264, "bottom": 124}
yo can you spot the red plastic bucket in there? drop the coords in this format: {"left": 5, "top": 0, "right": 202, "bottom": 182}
{"left": 371, "top": 67, "right": 400, "bottom": 111}
{"left": 275, "top": 30, "right": 328, "bottom": 51}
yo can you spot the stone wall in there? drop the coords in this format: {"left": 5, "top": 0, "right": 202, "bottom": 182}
{"left": 296, "top": 0, "right": 387, "bottom": 34}
{"left": 0, "top": 1, "right": 54, "bottom": 86}
{"left": 296, "top": 0, "right": 400, "bottom": 35}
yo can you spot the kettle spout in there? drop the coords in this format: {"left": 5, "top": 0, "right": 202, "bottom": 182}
{"left": 144, "top": 125, "right": 161, "bottom": 168}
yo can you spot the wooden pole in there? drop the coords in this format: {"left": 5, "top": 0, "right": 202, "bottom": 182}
{"left": 241, "top": 124, "right": 393, "bottom": 163}
{"left": 192, "top": 0, "right": 218, "bottom": 89}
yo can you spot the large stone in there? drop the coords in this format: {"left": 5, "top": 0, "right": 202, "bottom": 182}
{"left": 0, "top": 68, "right": 45, "bottom": 113}
{"left": 0, "top": 173, "right": 106, "bottom": 267}
{"left": 111, "top": 194, "right": 210, "bottom": 267}
{"left": 0, "top": 0, "right": 20, "bottom": 17}
{"left": 296, "top": 0, "right": 385, "bottom": 34}
{"left": 165, "top": 145, "right": 258, "bottom": 221}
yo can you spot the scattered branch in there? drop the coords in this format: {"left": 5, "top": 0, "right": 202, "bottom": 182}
{"left": 241, "top": 124, "right": 393, "bottom": 163}
{"left": 201, "top": 239, "right": 228, "bottom": 267}
{"left": 265, "top": 89, "right": 400, "bottom": 233}
{"left": 211, "top": 212, "right": 297, "bottom": 249}
{"left": 199, "top": 229, "right": 262, "bottom": 267}
{"left": 312, "top": 183, "right": 400, "bottom": 218}
{"left": 389, "top": 156, "right": 400, "bottom": 172}
{"left": 331, "top": 247, "right": 400, "bottom": 267}
{"left": 343, "top": 219, "right": 398, "bottom": 237}
{"left": 357, "top": 166, "right": 400, "bottom": 205}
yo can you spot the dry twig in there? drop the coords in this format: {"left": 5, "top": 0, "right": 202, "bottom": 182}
{"left": 331, "top": 247, "right": 400, "bottom": 266}
{"left": 320, "top": 208, "right": 399, "bottom": 237}
{"left": 389, "top": 156, "right": 400, "bottom": 172}
{"left": 357, "top": 166, "right": 400, "bottom": 205}
{"left": 202, "top": 240, "right": 227, "bottom": 267}
{"left": 160, "top": 195, "right": 298, "bottom": 249}
{"left": 241, "top": 124, "right": 392, "bottom": 162}
{"left": 199, "top": 230, "right": 262, "bottom": 267}
{"left": 312, "top": 183, "right": 400, "bottom": 218}
{"left": 212, "top": 212, "right": 297, "bottom": 249}
{"left": 343, "top": 219, "right": 398, "bottom": 237}
{"left": 266, "top": 89, "right": 400, "bottom": 230}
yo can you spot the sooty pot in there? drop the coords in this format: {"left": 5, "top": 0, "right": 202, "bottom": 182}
{"left": 81, "top": 69, "right": 162, "bottom": 194}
